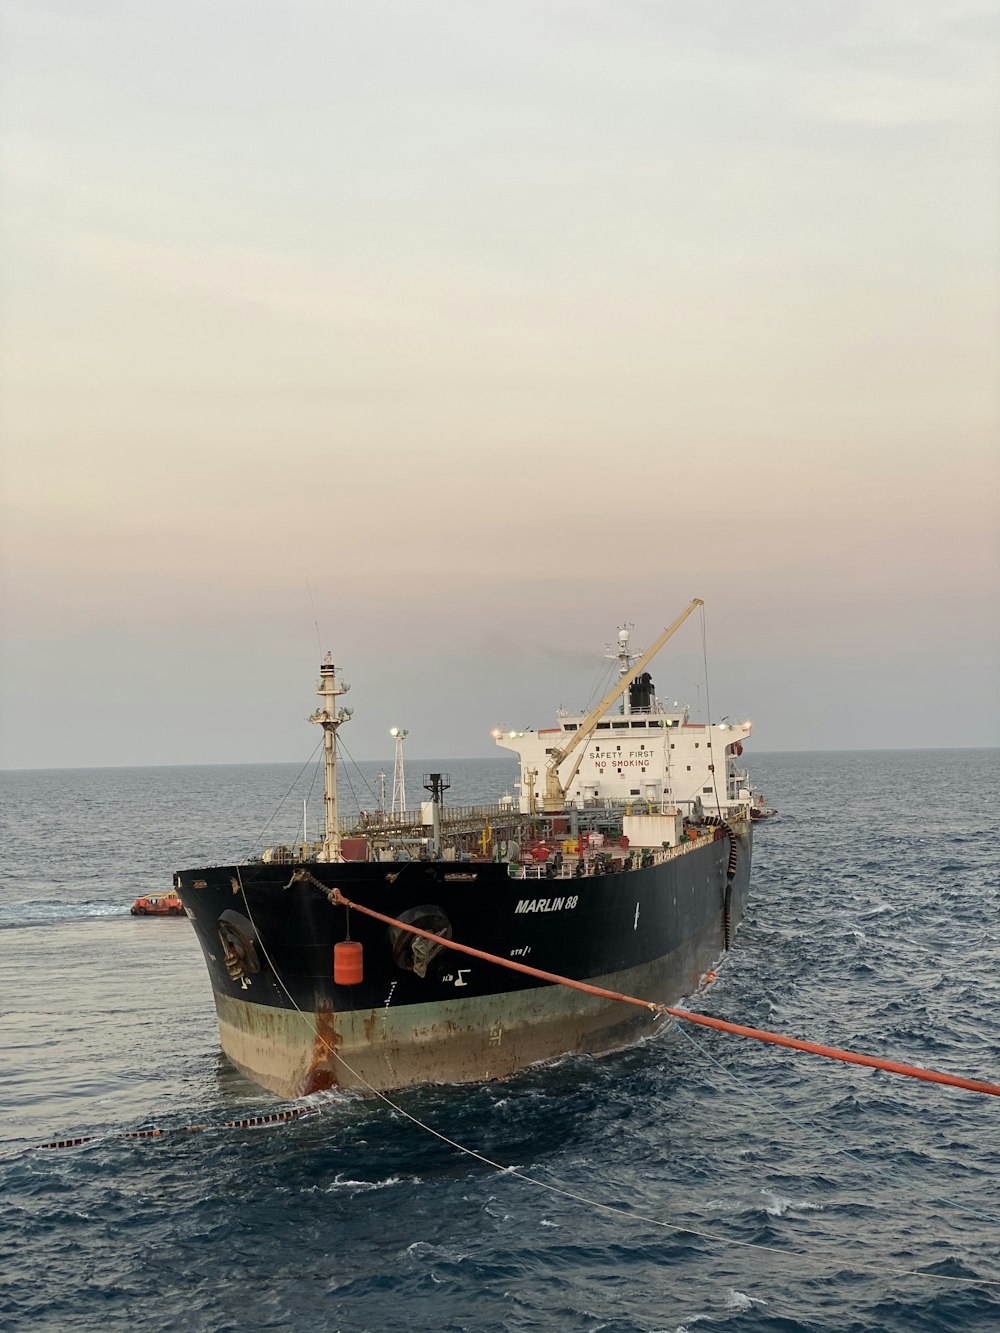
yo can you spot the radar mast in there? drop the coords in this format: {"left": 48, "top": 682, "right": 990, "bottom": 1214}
{"left": 309, "top": 654, "right": 352, "bottom": 862}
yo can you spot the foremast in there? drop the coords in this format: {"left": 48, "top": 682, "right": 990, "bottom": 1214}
{"left": 309, "top": 653, "right": 352, "bottom": 862}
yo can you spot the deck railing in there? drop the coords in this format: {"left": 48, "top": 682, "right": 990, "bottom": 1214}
{"left": 259, "top": 801, "right": 749, "bottom": 866}
{"left": 339, "top": 801, "right": 517, "bottom": 835}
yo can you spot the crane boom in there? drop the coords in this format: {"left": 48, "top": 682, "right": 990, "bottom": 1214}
{"left": 542, "top": 597, "right": 704, "bottom": 812}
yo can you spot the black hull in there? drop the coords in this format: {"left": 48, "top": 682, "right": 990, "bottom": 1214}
{"left": 175, "top": 821, "right": 752, "bottom": 1097}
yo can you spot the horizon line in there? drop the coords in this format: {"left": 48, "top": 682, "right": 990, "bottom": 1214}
{"left": 1, "top": 743, "right": 997, "bottom": 774}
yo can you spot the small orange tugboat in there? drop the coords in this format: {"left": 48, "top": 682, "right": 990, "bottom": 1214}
{"left": 130, "top": 891, "right": 186, "bottom": 917}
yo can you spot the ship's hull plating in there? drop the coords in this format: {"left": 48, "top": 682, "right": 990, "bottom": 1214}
{"left": 175, "top": 821, "right": 752, "bottom": 1098}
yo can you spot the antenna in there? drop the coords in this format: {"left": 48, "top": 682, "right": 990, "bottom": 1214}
{"left": 304, "top": 576, "right": 323, "bottom": 656}
{"left": 608, "top": 623, "right": 640, "bottom": 715}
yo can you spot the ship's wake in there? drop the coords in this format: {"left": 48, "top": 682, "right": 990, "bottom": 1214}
{"left": 1, "top": 901, "right": 132, "bottom": 930}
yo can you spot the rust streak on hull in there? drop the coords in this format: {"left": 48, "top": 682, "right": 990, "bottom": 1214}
{"left": 211, "top": 941, "right": 717, "bottom": 1099}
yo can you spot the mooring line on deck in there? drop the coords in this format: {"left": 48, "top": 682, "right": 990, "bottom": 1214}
{"left": 331, "top": 890, "right": 1000, "bottom": 1099}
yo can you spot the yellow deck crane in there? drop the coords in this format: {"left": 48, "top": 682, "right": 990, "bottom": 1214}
{"left": 540, "top": 597, "right": 704, "bottom": 813}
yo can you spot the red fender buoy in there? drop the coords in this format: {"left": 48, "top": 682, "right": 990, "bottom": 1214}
{"left": 334, "top": 939, "right": 364, "bottom": 986}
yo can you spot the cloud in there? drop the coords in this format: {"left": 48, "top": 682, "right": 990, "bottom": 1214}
{"left": 811, "top": 74, "right": 997, "bottom": 126}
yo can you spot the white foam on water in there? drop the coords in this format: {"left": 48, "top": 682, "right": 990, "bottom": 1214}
{"left": 760, "top": 1188, "right": 823, "bottom": 1217}
{"left": 299, "top": 1087, "right": 358, "bottom": 1108}
{"left": 404, "top": 1240, "right": 468, "bottom": 1264}
{"left": 324, "top": 1173, "right": 404, "bottom": 1193}
{"left": 724, "top": 1288, "right": 767, "bottom": 1310}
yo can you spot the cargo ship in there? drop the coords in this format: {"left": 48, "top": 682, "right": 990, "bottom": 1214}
{"left": 174, "top": 598, "right": 756, "bottom": 1098}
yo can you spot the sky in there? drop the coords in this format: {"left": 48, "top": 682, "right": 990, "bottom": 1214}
{"left": 1, "top": 0, "right": 998, "bottom": 769}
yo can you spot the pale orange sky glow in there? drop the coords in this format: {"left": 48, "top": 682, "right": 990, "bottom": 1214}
{"left": 1, "top": 1, "right": 998, "bottom": 767}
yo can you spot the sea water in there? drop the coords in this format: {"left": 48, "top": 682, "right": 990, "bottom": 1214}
{"left": 1, "top": 750, "right": 998, "bottom": 1331}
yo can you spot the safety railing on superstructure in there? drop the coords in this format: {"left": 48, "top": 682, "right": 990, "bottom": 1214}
{"left": 341, "top": 801, "right": 518, "bottom": 835}
{"left": 566, "top": 798, "right": 750, "bottom": 824}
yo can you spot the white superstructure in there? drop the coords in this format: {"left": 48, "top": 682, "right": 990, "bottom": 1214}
{"left": 494, "top": 626, "right": 752, "bottom": 816}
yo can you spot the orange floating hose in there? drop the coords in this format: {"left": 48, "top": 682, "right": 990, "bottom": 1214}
{"left": 331, "top": 890, "right": 1000, "bottom": 1098}
{"left": 656, "top": 1009, "right": 1000, "bottom": 1096}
